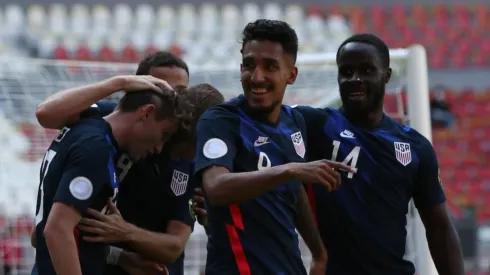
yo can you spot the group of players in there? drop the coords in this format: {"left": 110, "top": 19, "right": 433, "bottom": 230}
{"left": 30, "top": 18, "right": 465, "bottom": 275}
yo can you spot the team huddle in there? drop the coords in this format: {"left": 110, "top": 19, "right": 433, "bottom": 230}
{"left": 31, "top": 19, "right": 464, "bottom": 275}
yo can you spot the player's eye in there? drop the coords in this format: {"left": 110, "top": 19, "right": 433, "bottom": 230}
{"left": 339, "top": 67, "right": 353, "bottom": 76}
{"left": 242, "top": 61, "right": 255, "bottom": 70}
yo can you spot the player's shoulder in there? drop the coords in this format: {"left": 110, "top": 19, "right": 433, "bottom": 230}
{"left": 385, "top": 117, "right": 433, "bottom": 150}
{"left": 199, "top": 97, "right": 243, "bottom": 122}
{"left": 292, "top": 105, "right": 336, "bottom": 126}
{"left": 66, "top": 118, "right": 114, "bottom": 151}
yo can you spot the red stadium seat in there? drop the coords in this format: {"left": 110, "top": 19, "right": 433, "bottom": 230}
{"left": 145, "top": 44, "right": 159, "bottom": 55}
{"left": 99, "top": 45, "right": 116, "bottom": 62}
{"left": 121, "top": 45, "right": 139, "bottom": 63}
{"left": 75, "top": 45, "right": 91, "bottom": 61}
{"left": 53, "top": 45, "right": 69, "bottom": 60}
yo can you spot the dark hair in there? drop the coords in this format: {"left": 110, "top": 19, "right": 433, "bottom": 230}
{"left": 117, "top": 84, "right": 178, "bottom": 120}
{"left": 172, "top": 83, "right": 225, "bottom": 140}
{"left": 337, "top": 33, "right": 390, "bottom": 68}
{"left": 136, "top": 51, "right": 189, "bottom": 76}
{"left": 241, "top": 19, "right": 299, "bottom": 63}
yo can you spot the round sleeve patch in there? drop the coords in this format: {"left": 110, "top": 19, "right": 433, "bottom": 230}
{"left": 203, "top": 138, "right": 228, "bottom": 159}
{"left": 69, "top": 176, "right": 94, "bottom": 200}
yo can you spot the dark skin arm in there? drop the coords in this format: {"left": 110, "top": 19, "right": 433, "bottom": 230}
{"left": 295, "top": 185, "right": 327, "bottom": 274}
{"left": 419, "top": 203, "right": 464, "bottom": 275}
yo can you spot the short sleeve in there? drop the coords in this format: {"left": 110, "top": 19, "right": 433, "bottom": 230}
{"left": 294, "top": 106, "right": 327, "bottom": 161}
{"left": 167, "top": 175, "right": 196, "bottom": 227}
{"left": 413, "top": 139, "right": 446, "bottom": 209}
{"left": 80, "top": 100, "right": 116, "bottom": 119}
{"left": 54, "top": 140, "right": 114, "bottom": 213}
{"left": 194, "top": 109, "right": 239, "bottom": 176}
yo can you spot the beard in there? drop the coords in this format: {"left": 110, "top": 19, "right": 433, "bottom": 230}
{"left": 340, "top": 85, "right": 385, "bottom": 114}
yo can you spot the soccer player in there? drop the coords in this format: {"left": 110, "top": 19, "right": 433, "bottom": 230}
{"left": 34, "top": 52, "right": 219, "bottom": 275}
{"left": 76, "top": 84, "right": 224, "bottom": 275}
{"left": 295, "top": 34, "right": 464, "bottom": 275}
{"left": 34, "top": 83, "right": 187, "bottom": 275}
{"left": 194, "top": 19, "right": 354, "bottom": 275}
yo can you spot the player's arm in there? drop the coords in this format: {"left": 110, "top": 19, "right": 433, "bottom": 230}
{"left": 125, "top": 178, "right": 196, "bottom": 264}
{"left": 413, "top": 140, "right": 464, "bottom": 275}
{"left": 196, "top": 111, "right": 295, "bottom": 206}
{"left": 197, "top": 110, "right": 352, "bottom": 206}
{"left": 80, "top": 197, "right": 192, "bottom": 264}
{"left": 295, "top": 185, "right": 327, "bottom": 264}
{"left": 44, "top": 140, "right": 115, "bottom": 275}
{"left": 35, "top": 75, "right": 169, "bottom": 129}
{"left": 123, "top": 222, "right": 191, "bottom": 264}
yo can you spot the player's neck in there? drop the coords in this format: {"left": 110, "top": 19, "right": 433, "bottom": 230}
{"left": 343, "top": 106, "right": 384, "bottom": 129}
{"left": 245, "top": 104, "right": 281, "bottom": 125}
{"left": 104, "top": 112, "right": 132, "bottom": 149}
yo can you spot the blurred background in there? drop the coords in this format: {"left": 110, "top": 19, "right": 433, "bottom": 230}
{"left": 0, "top": 1, "right": 488, "bottom": 275}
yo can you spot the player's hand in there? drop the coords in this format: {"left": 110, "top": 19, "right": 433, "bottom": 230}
{"left": 192, "top": 188, "right": 208, "bottom": 227}
{"left": 288, "top": 160, "right": 356, "bottom": 191}
{"left": 119, "top": 250, "right": 167, "bottom": 275}
{"left": 115, "top": 75, "right": 172, "bottom": 93}
{"left": 78, "top": 199, "right": 133, "bottom": 243}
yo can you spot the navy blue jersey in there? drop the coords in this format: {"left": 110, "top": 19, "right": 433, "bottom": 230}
{"left": 34, "top": 118, "right": 120, "bottom": 275}
{"left": 194, "top": 95, "right": 308, "bottom": 275}
{"left": 83, "top": 100, "right": 195, "bottom": 275}
{"left": 296, "top": 106, "right": 446, "bottom": 275}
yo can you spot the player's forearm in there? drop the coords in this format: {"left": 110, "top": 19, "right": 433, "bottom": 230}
{"left": 35, "top": 76, "right": 125, "bottom": 129}
{"left": 204, "top": 164, "right": 295, "bottom": 206}
{"left": 295, "top": 186, "right": 327, "bottom": 262}
{"left": 44, "top": 226, "right": 82, "bottom": 275}
{"left": 426, "top": 224, "right": 464, "bottom": 275}
{"left": 125, "top": 224, "right": 184, "bottom": 264}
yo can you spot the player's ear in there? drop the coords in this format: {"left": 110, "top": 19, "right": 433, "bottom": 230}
{"left": 139, "top": 104, "right": 156, "bottom": 121}
{"left": 287, "top": 66, "right": 298, "bottom": 85}
{"left": 384, "top": 68, "right": 392, "bottom": 84}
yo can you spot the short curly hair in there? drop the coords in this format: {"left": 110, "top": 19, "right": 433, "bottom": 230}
{"left": 337, "top": 33, "right": 390, "bottom": 68}
{"left": 241, "top": 19, "right": 299, "bottom": 63}
{"left": 171, "top": 83, "right": 225, "bottom": 143}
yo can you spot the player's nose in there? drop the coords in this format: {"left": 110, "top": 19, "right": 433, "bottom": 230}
{"left": 251, "top": 68, "right": 266, "bottom": 83}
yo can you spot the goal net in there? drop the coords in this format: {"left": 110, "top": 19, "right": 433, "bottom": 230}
{"left": 0, "top": 45, "right": 435, "bottom": 275}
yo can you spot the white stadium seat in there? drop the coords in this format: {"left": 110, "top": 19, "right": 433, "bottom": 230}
{"left": 135, "top": 4, "right": 155, "bottom": 31}
{"left": 70, "top": 4, "right": 90, "bottom": 38}
{"left": 263, "top": 3, "right": 283, "bottom": 20}
{"left": 27, "top": 5, "right": 46, "bottom": 34}
{"left": 92, "top": 4, "right": 111, "bottom": 38}
{"left": 48, "top": 4, "right": 67, "bottom": 36}
{"left": 242, "top": 3, "right": 261, "bottom": 26}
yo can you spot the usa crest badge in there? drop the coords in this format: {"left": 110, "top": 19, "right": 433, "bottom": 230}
{"left": 291, "top": 131, "right": 306, "bottom": 158}
{"left": 394, "top": 142, "right": 412, "bottom": 166}
{"left": 171, "top": 170, "right": 189, "bottom": 196}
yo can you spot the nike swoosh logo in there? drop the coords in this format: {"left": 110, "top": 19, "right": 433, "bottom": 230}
{"left": 254, "top": 141, "right": 270, "bottom": 147}
{"left": 340, "top": 133, "right": 355, "bottom": 139}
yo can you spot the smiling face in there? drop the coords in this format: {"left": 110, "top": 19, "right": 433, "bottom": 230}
{"left": 337, "top": 42, "right": 391, "bottom": 115}
{"left": 240, "top": 40, "right": 298, "bottom": 115}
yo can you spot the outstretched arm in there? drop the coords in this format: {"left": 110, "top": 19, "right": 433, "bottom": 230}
{"left": 35, "top": 75, "right": 169, "bottom": 129}
{"left": 195, "top": 112, "right": 351, "bottom": 206}
{"left": 35, "top": 76, "right": 125, "bottom": 129}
